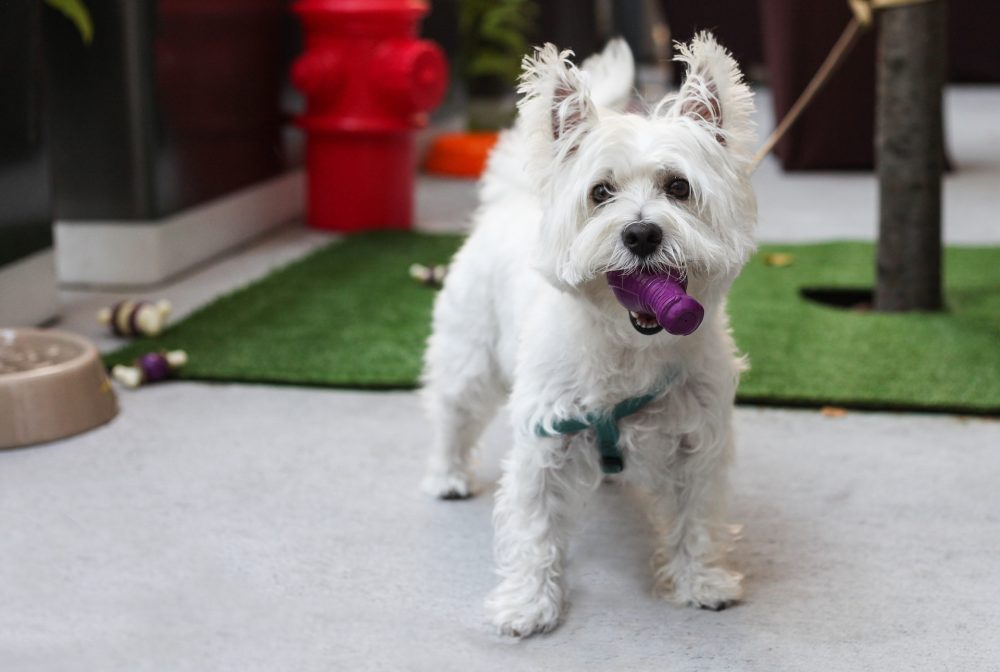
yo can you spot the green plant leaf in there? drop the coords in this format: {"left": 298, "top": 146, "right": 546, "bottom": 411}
{"left": 459, "top": 0, "right": 538, "bottom": 86}
{"left": 44, "top": 0, "right": 93, "bottom": 45}
{"left": 481, "top": 4, "right": 532, "bottom": 40}
{"left": 467, "top": 51, "right": 522, "bottom": 81}
{"left": 480, "top": 20, "right": 530, "bottom": 55}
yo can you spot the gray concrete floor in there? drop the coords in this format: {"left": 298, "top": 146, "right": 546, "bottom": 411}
{"left": 3, "top": 85, "right": 999, "bottom": 670}
{"left": 3, "top": 387, "right": 998, "bottom": 671}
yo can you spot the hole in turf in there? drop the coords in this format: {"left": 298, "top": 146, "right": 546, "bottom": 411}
{"left": 800, "top": 287, "right": 874, "bottom": 312}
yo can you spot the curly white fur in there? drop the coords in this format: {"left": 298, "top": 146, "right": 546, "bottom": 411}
{"left": 421, "top": 34, "right": 757, "bottom": 637}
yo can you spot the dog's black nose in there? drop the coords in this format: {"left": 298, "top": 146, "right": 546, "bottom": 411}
{"left": 621, "top": 222, "right": 663, "bottom": 258}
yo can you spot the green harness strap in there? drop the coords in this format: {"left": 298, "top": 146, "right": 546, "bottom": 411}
{"left": 535, "top": 368, "right": 681, "bottom": 475}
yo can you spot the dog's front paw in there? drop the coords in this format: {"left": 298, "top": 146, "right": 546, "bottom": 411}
{"left": 662, "top": 566, "right": 743, "bottom": 611}
{"left": 421, "top": 469, "right": 474, "bottom": 500}
{"left": 485, "top": 581, "right": 563, "bottom": 637}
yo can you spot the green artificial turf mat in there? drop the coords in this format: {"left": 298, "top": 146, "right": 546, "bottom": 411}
{"left": 105, "top": 233, "right": 1000, "bottom": 413}
{"left": 105, "top": 232, "right": 460, "bottom": 388}
{"left": 729, "top": 242, "right": 1000, "bottom": 413}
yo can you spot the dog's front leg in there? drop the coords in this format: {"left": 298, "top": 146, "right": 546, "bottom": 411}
{"left": 651, "top": 424, "right": 743, "bottom": 611}
{"left": 486, "top": 431, "right": 599, "bottom": 637}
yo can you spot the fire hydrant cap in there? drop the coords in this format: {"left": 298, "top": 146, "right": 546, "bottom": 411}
{"left": 405, "top": 42, "right": 448, "bottom": 111}
{"left": 377, "top": 39, "right": 448, "bottom": 114}
{"left": 292, "top": 50, "right": 343, "bottom": 97}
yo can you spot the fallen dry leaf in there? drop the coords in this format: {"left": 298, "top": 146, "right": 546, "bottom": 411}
{"left": 764, "top": 252, "right": 795, "bottom": 267}
{"left": 820, "top": 406, "right": 848, "bottom": 418}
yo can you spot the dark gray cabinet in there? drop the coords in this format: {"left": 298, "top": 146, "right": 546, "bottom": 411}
{"left": 44, "top": 0, "right": 289, "bottom": 222}
{"left": 1, "top": 0, "right": 52, "bottom": 269}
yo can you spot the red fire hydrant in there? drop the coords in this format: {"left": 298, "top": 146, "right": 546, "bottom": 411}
{"left": 292, "top": 0, "right": 448, "bottom": 232}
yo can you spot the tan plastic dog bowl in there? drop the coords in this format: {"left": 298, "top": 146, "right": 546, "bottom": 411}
{"left": 0, "top": 328, "right": 118, "bottom": 449}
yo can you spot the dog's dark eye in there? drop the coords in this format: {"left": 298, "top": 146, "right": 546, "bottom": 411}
{"left": 667, "top": 178, "right": 690, "bottom": 200}
{"left": 591, "top": 182, "right": 614, "bottom": 204}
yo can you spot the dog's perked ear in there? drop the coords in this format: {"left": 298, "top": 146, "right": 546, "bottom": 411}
{"left": 668, "top": 32, "right": 756, "bottom": 160}
{"left": 517, "top": 44, "right": 598, "bottom": 161}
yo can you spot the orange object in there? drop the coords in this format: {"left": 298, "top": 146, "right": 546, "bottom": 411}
{"left": 423, "top": 131, "right": 500, "bottom": 178}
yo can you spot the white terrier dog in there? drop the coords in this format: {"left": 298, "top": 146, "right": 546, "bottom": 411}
{"left": 421, "top": 33, "right": 757, "bottom": 637}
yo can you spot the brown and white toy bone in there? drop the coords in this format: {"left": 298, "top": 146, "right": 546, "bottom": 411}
{"left": 97, "top": 299, "right": 172, "bottom": 337}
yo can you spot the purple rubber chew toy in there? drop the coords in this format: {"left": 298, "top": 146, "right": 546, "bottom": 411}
{"left": 138, "top": 352, "right": 173, "bottom": 382}
{"left": 111, "top": 350, "right": 187, "bottom": 388}
{"left": 606, "top": 269, "right": 705, "bottom": 336}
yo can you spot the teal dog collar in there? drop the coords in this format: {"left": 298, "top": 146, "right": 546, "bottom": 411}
{"left": 535, "top": 368, "right": 681, "bottom": 474}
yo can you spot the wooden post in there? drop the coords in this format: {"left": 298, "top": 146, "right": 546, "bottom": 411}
{"left": 874, "top": 0, "right": 946, "bottom": 311}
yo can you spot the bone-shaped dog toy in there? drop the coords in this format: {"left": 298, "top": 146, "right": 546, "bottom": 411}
{"left": 606, "top": 270, "right": 705, "bottom": 335}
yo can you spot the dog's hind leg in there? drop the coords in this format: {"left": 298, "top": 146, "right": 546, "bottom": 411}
{"left": 420, "top": 328, "right": 505, "bottom": 499}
